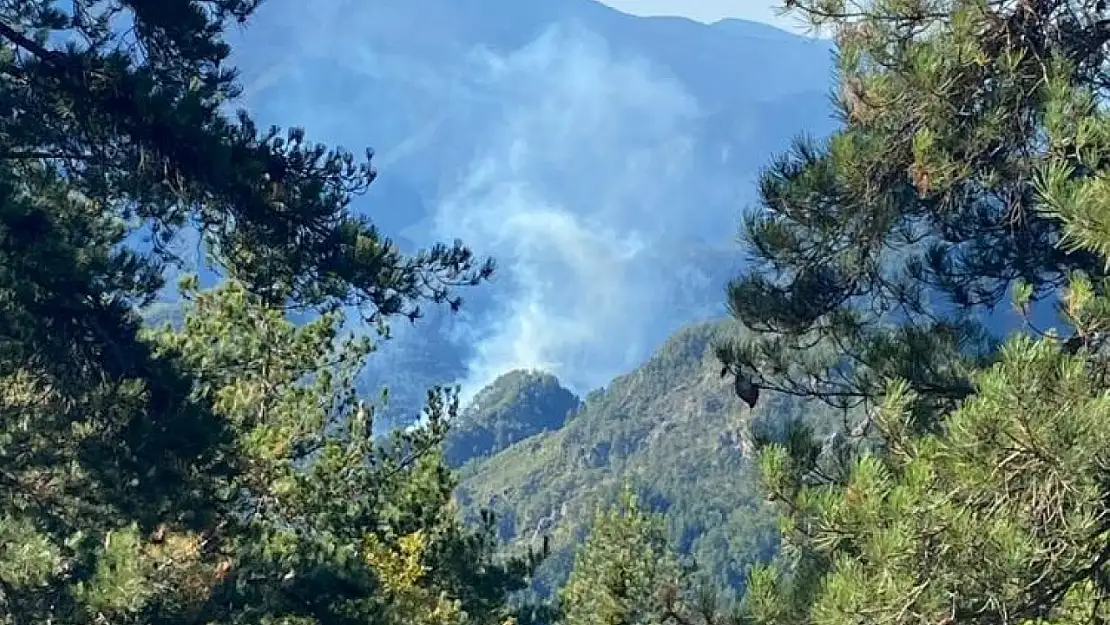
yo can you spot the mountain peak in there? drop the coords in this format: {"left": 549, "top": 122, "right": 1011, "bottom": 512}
{"left": 443, "top": 369, "right": 582, "bottom": 466}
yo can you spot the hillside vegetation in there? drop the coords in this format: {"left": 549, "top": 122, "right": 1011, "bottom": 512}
{"left": 454, "top": 321, "right": 835, "bottom": 596}
{"left": 444, "top": 371, "right": 582, "bottom": 467}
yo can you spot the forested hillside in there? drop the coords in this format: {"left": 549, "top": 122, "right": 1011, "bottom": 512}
{"left": 453, "top": 322, "right": 838, "bottom": 597}
{"left": 443, "top": 370, "right": 582, "bottom": 467}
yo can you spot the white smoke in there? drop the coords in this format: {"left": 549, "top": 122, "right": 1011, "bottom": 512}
{"left": 429, "top": 26, "right": 733, "bottom": 402}
{"left": 229, "top": 5, "right": 766, "bottom": 415}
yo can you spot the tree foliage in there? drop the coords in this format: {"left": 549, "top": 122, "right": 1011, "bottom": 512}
{"left": 0, "top": 0, "right": 492, "bottom": 318}
{"left": 745, "top": 334, "right": 1110, "bottom": 625}
{"left": 726, "top": 2, "right": 1110, "bottom": 624}
{"left": 560, "top": 488, "right": 733, "bottom": 625}
{"left": 1, "top": 277, "right": 535, "bottom": 623}
{"left": 154, "top": 280, "right": 534, "bottom": 625}
{"left": 717, "top": 0, "right": 1110, "bottom": 428}
{"left": 0, "top": 1, "right": 528, "bottom": 623}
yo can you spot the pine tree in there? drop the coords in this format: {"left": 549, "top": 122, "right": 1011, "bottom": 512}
{"left": 0, "top": 0, "right": 493, "bottom": 475}
{"left": 1, "top": 276, "right": 534, "bottom": 623}
{"left": 727, "top": 2, "right": 1110, "bottom": 623}
{"left": 716, "top": 0, "right": 1110, "bottom": 429}
{"left": 743, "top": 307, "right": 1110, "bottom": 624}
{"left": 0, "top": 1, "right": 519, "bottom": 623}
{"left": 560, "top": 488, "right": 732, "bottom": 625}
{"left": 7, "top": 274, "right": 537, "bottom": 623}
{"left": 142, "top": 278, "right": 532, "bottom": 625}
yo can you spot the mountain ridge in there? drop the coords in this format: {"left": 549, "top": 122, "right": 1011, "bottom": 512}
{"left": 451, "top": 319, "right": 826, "bottom": 596}
{"left": 444, "top": 370, "right": 582, "bottom": 466}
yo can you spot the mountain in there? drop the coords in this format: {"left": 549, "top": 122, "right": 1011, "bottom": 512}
{"left": 444, "top": 370, "right": 582, "bottom": 466}
{"left": 217, "top": 0, "right": 838, "bottom": 428}
{"left": 452, "top": 321, "right": 836, "bottom": 596}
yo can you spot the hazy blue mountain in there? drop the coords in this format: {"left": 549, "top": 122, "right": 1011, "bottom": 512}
{"left": 221, "top": 0, "right": 838, "bottom": 427}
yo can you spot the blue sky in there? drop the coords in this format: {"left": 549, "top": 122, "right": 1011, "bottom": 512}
{"left": 599, "top": 0, "right": 802, "bottom": 31}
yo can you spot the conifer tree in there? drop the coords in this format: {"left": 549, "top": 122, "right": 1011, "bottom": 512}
{"left": 561, "top": 488, "right": 732, "bottom": 625}
{"left": 743, "top": 333, "right": 1110, "bottom": 625}
{"left": 148, "top": 279, "right": 532, "bottom": 625}
{"left": 0, "top": 277, "right": 534, "bottom": 623}
{"left": 717, "top": 0, "right": 1110, "bottom": 428}
{"left": 0, "top": 1, "right": 518, "bottom": 623}
{"left": 725, "top": 2, "right": 1110, "bottom": 623}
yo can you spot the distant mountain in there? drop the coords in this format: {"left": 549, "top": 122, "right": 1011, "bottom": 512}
{"left": 452, "top": 321, "right": 837, "bottom": 596}
{"left": 219, "top": 0, "right": 838, "bottom": 428}
{"left": 444, "top": 370, "right": 582, "bottom": 466}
